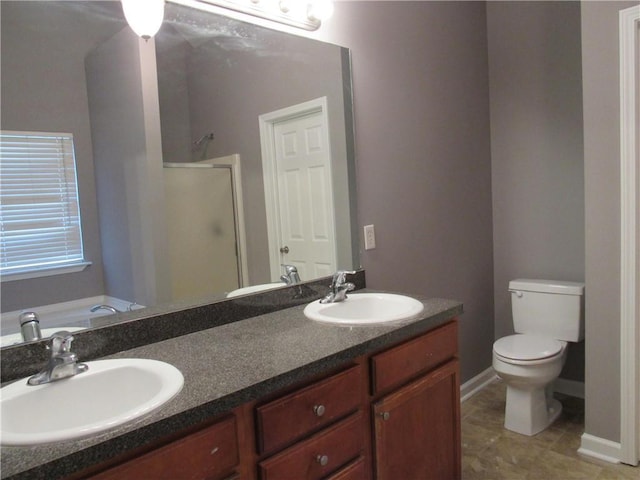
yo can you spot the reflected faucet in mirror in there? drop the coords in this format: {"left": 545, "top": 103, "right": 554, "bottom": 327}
{"left": 19, "top": 312, "right": 41, "bottom": 343}
{"left": 280, "top": 265, "right": 301, "bottom": 285}
{"left": 89, "top": 305, "right": 121, "bottom": 315}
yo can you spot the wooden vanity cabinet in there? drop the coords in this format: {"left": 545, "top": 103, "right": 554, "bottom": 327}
{"left": 372, "top": 360, "right": 460, "bottom": 480}
{"left": 370, "top": 321, "right": 461, "bottom": 480}
{"left": 85, "top": 319, "right": 460, "bottom": 480}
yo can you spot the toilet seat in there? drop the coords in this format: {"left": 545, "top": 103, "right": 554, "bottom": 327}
{"left": 493, "top": 334, "right": 565, "bottom": 362}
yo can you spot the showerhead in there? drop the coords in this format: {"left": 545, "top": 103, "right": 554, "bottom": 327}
{"left": 193, "top": 132, "right": 214, "bottom": 149}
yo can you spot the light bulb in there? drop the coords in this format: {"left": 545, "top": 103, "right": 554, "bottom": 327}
{"left": 307, "top": 0, "right": 334, "bottom": 22}
{"left": 121, "top": 0, "right": 165, "bottom": 39}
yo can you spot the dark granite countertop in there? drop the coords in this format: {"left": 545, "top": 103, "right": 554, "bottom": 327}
{"left": 1, "top": 294, "right": 462, "bottom": 480}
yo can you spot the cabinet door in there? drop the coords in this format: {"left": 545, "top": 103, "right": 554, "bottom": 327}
{"left": 372, "top": 360, "right": 460, "bottom": 480}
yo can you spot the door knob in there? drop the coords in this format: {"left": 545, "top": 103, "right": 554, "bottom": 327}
{"left": 280, "top": 246, "right": 289, "bottom": 254}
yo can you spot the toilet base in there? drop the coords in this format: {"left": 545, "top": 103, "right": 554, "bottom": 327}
{"left": 504, "top": 385, "right": 563, "bottom": 436}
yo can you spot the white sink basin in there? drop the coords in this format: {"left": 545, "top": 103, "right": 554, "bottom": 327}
{"left": 304, "top": 293, "right": 424, "bottom": 325}
{"left": 0, "top": 359, "right": 184, "bottom": 446}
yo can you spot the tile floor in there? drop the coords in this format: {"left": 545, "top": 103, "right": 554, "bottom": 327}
{"left": 461, "top": 379, "right": 639, "bottom": 479}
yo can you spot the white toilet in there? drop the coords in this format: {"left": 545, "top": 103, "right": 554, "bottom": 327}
{"left": 492, "top": 279, "right": 585, "bottom": 436}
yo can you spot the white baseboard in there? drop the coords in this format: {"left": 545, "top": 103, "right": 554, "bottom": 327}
{"left": 554, "top": 378, "right": 585, "bottom": 399}
{"left": 460, "top": 367, "right": 497, "bottom": 402}
{"left": 578, "top": 433, "right": 622, "bottom": 464}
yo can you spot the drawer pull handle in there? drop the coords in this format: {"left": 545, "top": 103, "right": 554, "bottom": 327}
{"left": 313, "top": 404, "right": 326, "bottom": 417}
{"left": 379, "top": 411, "right": 390, "bottom": 421}
{"left": 316, "top": 454, "right": 329, "bottom": 466}
{"left": 210, "top": 446, "right": 219, "bottom": 455}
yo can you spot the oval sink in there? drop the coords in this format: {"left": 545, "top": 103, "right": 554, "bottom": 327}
{"left": 0, "top": 358, "right": 183, "bottom": 446}
{"left": 304, "top": 293, "right": 424, "bottom": 325}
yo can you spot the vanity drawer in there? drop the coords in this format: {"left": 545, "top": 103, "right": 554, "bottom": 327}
{"left": 371, "top": 320, "right": 457, "bottom": 394}
{"left": 91, "top": 416, "right": 238, "bottom": 480}
{"left": 256, "top": 364, "right": 362, "bottom": 454}
{"left": 258, "top": 412, "right": 364, "bottom": 480}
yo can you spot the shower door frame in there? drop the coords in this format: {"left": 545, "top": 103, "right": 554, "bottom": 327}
{"left": 163, "top": 154, "right": 249, "bottom": 291}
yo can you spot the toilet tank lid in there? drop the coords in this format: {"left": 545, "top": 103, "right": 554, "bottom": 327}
{"left": 509, "top": 279, "right": 584, "bottom": 295}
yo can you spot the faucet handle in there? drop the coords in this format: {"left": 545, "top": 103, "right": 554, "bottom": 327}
{"left": 49, "top": 331, "right": 74, "bottom": 355}
{"left": 19, "top": 311, "right": 39, "bottom": 326}
{"left": 331, "top": 270, "right": 356, "bottom": 286}
{"left": 281, "top": 264, "right": 297, "bottom": 274}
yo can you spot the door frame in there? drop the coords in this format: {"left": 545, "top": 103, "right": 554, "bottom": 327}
{"left": 619, "top": 4, "right": 639, "bottom": 466}
{"left": 258, "top": 97, "right": 335, "bottom": 281}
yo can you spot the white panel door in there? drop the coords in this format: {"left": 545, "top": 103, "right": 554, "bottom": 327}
{"left": 273, "top": 111, "right": 336, "bottom": 280}
{"left": 163, "top": 165, "right": 239, "bottom": 301}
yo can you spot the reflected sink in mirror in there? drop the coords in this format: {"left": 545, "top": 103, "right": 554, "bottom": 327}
{"left": 0, "top": 359, "right": 183, "bottom": 446}
{"left": 226, "top": 283, "right": 286, "bottom": 298}
{"left": 0, "top": 296, "right": 145, "bottom": 348}
{"left": 303, "top": 293, "right": 425, "bottom": 325}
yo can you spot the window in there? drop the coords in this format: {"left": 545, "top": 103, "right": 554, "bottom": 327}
{"left": 0, "top": 131, "right": 90, "bottom": 281}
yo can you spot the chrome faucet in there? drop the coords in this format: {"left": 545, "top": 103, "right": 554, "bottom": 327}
{"left": 320, "top": 270, "right": 356, "bottom": 304}
{"left": 90, "top": 304, "right": 120, "bottom": 314}
{"left": 280, "top": 264, "right": 301, "bottom": 285}
{"left": 27, "top": 331, "right": 88, "bottom": 386}
{"left": 19, "top": 311, "right": 42, "bottom": 342}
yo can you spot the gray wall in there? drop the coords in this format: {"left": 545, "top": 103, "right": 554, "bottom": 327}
{"left": 85, "top": 28, "right": 171, "bottom": 307}
{"left": 0, "top": 2, "right": 111, "bottom": 312}
{"left": 314, "top": 1, "right": 495, "bottom": 383}
{"left": 487, "top": 1, "right": 585, "bottom": 382}
{"left": 581, "top": 0, "right": 637, "bottom": 445}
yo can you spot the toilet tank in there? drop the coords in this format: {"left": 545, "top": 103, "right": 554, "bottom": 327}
{"left": 509, "top": 279, "right": 585, "bottom": 341}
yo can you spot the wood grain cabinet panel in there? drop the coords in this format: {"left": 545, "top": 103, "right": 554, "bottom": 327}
{"left": 256, "top": 364, "right": 362, "bottom": 454}
{"left": 372, "top": 360, "right": 461, "bottom": 480}
{"left": 324, "top": 456, "right": 368, "bottom": 480}
{"left": 371, "top": 320, "right": 457, "bottom": 394}
{"left": 91, "top": 416, "right": 239, "bottom": 480}
{"left": 258, "top": 412, "right": 364, "bottom": 480}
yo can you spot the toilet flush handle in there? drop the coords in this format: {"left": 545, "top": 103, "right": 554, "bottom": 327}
{"left": 510, "top": 289, "right": 524, "bottom": 298}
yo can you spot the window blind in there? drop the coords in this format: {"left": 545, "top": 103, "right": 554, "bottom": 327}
{"left": 0, "top": 130, "right": 86, "bottom": 278}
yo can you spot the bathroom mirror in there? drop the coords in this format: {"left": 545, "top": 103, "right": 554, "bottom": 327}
{"left": 0, "top": 0, "right": 358, "bottom": 345}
